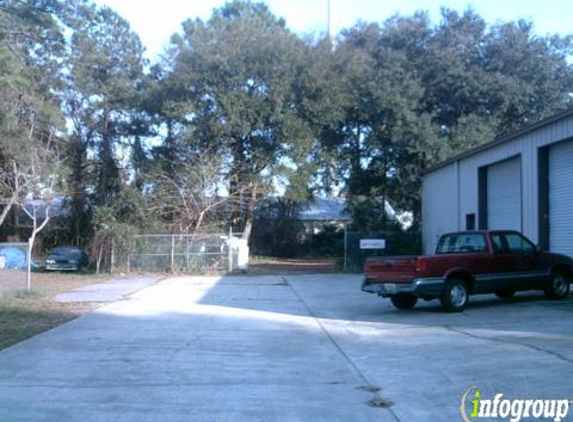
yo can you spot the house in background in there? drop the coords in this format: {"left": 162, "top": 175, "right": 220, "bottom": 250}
{"left": 298, "top": 197, "right": 351, "bottom": 235}
{"left": 297, "top": 197, "right": 413, "bottom": 235}
{"left": 0, "top": 197, "right": 70, "bottom": 243}
{"left": 299, "top": 196, "right": 415, "bottom": 234}
{"left": 422, "top": 108, "right": 573, "bottom": 257}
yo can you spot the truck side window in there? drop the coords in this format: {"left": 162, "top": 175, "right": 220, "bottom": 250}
{"left": 462, "top": 234, "right": 487, "bottom": 252}
{"left": 504, "top": 233, "right": 534, "bottom": 254}
{"left": 436, "top": 233, "right": 487, "bottom": 254}
{"left": 491, "top": 234, "right": 505, "bottom": 253}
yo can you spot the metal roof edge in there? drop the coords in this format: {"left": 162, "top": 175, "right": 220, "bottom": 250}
{"left": 423, "top": 107, "right": 573, "bottom": 176}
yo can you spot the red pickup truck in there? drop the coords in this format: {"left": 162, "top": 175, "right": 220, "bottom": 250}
{"left": 362, "top": 230, "right": 572, "bottom": 312}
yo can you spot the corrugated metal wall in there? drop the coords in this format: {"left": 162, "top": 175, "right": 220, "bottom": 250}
{"left": 486, "top": 157, "right": 522, "bottom": 231}
{"left": 422, "top": 113, "right": 573, "bottom": 254}
{"left": 549, "top": 140, "right": 573, "bottom": 257}
{"left": 422, "top": 164, "right": 458, "bottom": 254}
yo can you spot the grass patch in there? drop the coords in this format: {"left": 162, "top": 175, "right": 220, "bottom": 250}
{"left": 0, "top": 294, "right": 94, "bottom": 350}
{"left": 0, "top": 272, "right": 110, "bottom": 351}
{"left": 13, "top": 290, "right": 42, "bottom": 299}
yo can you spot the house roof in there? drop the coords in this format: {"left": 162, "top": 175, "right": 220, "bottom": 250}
{"left": 424, "top": 107, "right": 573, "bottom": 175}
{"left": 298, "top": 197, "right": 351, "bottom": 222}
{"left": 259, "top": 196, "right": 414, "bottom": 229}
{"left": 297, "top": 197, "right": 413, "bottom": 230}
{"left": 19, "top": 197, "right": 69, "bottom": 222}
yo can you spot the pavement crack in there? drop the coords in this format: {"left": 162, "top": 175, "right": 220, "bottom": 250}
{"left": 445, "top": 325, "right": 573, "bottom": 364}
{"left": 282, "top": 276, "right": 402, "bottom": 422}
{"left": 0, "top": 381, "right": 359, "bottom": 389}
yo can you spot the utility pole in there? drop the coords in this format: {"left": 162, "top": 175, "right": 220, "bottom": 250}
{"left": 326, "top": 0, "right": 331, "bottom": 41}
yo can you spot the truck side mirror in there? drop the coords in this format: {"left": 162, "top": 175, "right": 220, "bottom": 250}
{"left": 535, "top": 244, "right": 543, "bottom": 253}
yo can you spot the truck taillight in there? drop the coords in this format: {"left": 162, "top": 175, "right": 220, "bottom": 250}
{"left": 415, "top": 259, "right": 426, "bottom": 273}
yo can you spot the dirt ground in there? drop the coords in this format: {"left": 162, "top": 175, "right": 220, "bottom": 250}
{"left": 0, "top": 270, "right": 110, "bottom": 298}
{"left": 248, "top": 256, "right": 340, "bottom": 274}
{"left": 0, "top": 270, "right": 25, "bottom": 297}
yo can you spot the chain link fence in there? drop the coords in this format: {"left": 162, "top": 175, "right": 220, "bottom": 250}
{"left": 344, "top": 230, "right": 421, "bottom": 272}
{"left": 119, "top": 232, "right": 248, "bottom": 274}
{"left": 0, "top": 242, "right": 30, "bottom": 297}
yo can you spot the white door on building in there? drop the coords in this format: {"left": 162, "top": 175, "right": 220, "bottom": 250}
{"left": 487, "top": 157, "right": 522, "bottom": 231}
{"left": 549, "top": 140, "right": 573, "bottom": 257}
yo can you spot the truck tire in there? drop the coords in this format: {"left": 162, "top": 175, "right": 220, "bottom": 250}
{"left": 390, "top": 295, "right": 418, "bottom": 310}
{"left": 440, "top": 278, "right": 469, "bottom": 312}
{"left": 495, "top": 290, "right": 515, "bottom": 299}
{"left": 545, "top": 271, "right": 570, "bottom": 300}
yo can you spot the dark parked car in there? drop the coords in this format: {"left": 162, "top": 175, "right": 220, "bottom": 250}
{"left": 362, "top": 230, "right": 573, "bottom": 312}
{"left": 45, "top": 247, "right": 89, "bottom": 272}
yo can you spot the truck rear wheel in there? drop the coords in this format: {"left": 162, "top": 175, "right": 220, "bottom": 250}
{"left": 440, "top": 278, "right": 469, "bottom": 312}
{"left": 390, "top": 295, "right": 418, "bottom": 310}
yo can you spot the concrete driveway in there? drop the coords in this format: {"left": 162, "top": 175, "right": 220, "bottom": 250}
{"left": 0, "top": 274, "right": 572, "bottom": 422}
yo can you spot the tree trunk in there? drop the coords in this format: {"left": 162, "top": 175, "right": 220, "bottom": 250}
{"left": 25, "top": 208, "right": 50, "bottom": 292}
{"left": 0, "top": 202, "right": 14, "bottom": 228}
{"left": 229, "top": 140, "right": 246, "bottom": 228}
{"left": 381, "top": 143, "right": 389, "bottom": 226}
{"left": 242, "top": 182, "right": 258, "bottom": 241}
{"left": 69, "top": 133, "right": 88, "bottom": 244}
{"left": 194, "top": 210, "right": 205, "bottom": 234}
{"left": 0, "top": 160, "right": 20, "bottom": 228}
{"left": 26, "top": 234, "right": 35, "bottom": 292}
{"left": 96, "top": 246, "right": 103, "bottom": 274}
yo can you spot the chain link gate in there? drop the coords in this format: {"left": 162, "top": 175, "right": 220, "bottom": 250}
{"left": 123, "top": 232, "right": 247, "bottom": 274}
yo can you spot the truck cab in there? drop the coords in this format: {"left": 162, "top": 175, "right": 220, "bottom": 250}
{"left": 362, "top": 230, "right": 572, "bottom": 312}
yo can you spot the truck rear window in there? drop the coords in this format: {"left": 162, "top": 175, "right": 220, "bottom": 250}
{"left": 436, "top": 233, "right": 487, "bottom": 254}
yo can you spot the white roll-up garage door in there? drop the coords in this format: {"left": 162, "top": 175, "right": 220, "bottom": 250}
{"left": 549, "top": 140, "right": 573, "bottom": 257}
{"left": 487, "top": 157, "right": 522, "bottom": 231}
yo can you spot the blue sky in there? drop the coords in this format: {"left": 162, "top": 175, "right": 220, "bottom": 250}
{"left": 95, "top": 0, "right": 573, "bottom": 59}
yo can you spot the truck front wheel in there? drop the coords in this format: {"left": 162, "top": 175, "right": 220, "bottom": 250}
{"left": 440, "top": 278, "right": 469, "bottom": 312}
{"left": 545, "top": 271, "right": 570, "bottom": 300}
{"left": 390, "top": 294, "right": 418, "bottom": 310}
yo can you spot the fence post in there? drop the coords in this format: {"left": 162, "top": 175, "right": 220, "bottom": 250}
{"left": 186, "top": 235, "right": 190, "bottom": 270}
{"left": 26, "top": 238, "right": 32, "bottom": 292}
{"left": 343, "top": 224, "right": 348, "bottom": 273}
{"left": 110, "top": 239, "right": 115, "bottom": 274}
{"left": 171, "top": 235, "right": 175, "bottom": 273}
{"left": 228, "top": 227, "right": 233, "bottom": 273}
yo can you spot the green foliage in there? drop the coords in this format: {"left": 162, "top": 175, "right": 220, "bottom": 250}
{"left": 0, "top": 1, "right": 67, "bottom": 237}
{"left": 90, "top": 196, "right": 155, "bottom": 271}
{"left": 2, "top": 0, "right": 573, "bottom": 259}
{"left": 302, "top": 226, "right": 344, "bottom": 258}
{"left": 322, "top": 8, "right": 573, "bottom": 231}
{"left": 66, "top": 3, "right": 146, "bottom": 208}
{"left": 163, "top": 1, "right": 318, "bottom": 234}
{"left": 250, "top": 198, "right": 305, "bottom": 257}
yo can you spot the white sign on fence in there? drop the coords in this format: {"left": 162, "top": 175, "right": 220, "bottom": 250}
{"left": 360, "top": 239, "right": 386, "bottom": 249}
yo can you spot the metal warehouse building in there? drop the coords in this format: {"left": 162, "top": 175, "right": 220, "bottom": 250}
{"left": 422, "top": 108, "right": 573, "bottom": 257}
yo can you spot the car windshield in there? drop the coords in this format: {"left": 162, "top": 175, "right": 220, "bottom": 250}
{"left": 50, "top": 247, "right": 82, "bottom": 256}
{"left": 436, "top": 233, "right": 487, "bottom": 254}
